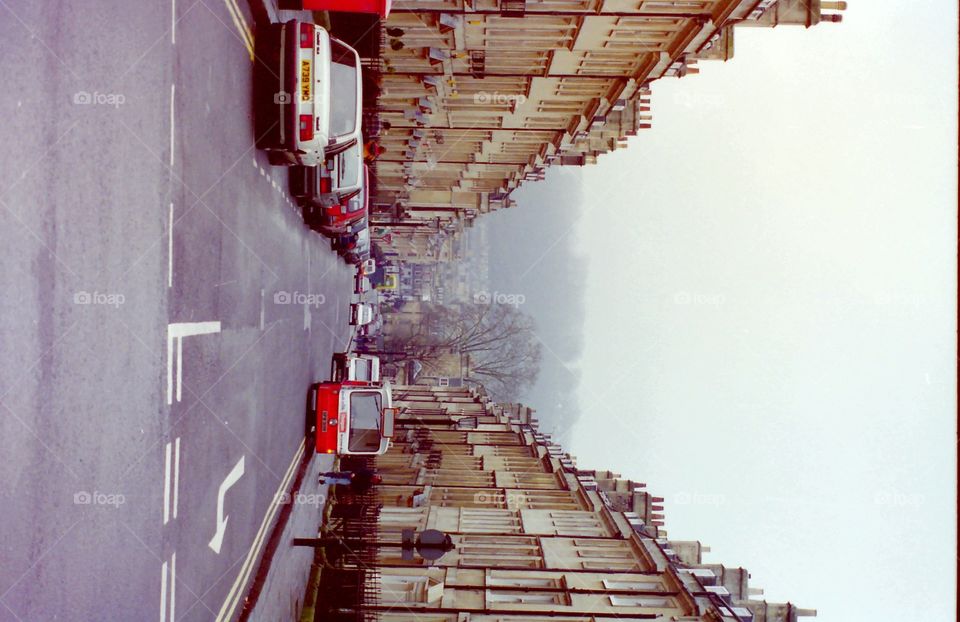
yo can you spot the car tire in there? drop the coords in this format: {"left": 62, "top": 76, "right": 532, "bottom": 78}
{"left": 304, "top": 383, "right": 319, "bottom": 456}
{"left": 267, "top": 150, "right": 292, "bottom": 166}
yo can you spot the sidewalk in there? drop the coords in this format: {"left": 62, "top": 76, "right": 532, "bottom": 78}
{"left": 236, "top": 449, "right": 335, "bottom": 621}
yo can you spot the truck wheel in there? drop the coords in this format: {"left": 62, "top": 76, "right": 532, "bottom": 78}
{"left": 304, "top": 384, "right": 318, "bottom": 456}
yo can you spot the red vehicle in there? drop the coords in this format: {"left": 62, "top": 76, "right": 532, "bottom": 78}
{"left": 299, "top": 163, "right": 369, "bottom": 236}
{"left": 306, "top": 380, "right": 395, "bottom": 455}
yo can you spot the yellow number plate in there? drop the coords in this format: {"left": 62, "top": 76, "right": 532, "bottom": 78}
{"left": 300, "top": 60, "right": 311, "bottom": 102}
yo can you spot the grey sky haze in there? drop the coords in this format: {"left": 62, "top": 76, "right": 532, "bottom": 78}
{"left": 484, "top": 2, "right": 956, "bottom": 620}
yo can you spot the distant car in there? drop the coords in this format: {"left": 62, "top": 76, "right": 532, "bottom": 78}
{"left": 331, "top": 352, "right": 381, "bottom": 383}
{"left": 255, "top": 20, "right": 362, "bottom": 166}
{"left": 306, "top": 380, "right": 395, "bottom": 456}
{"left": 349, "top": 302, "right": 373, "bottom": 326}
{"left": 343, "top": 228, "right": 370, "bottom": 265}
{"left": 359, "top": 314, "right": 382, "bottom": 338}
{"left": 354, "top": 272, "right": 371, "bottom": 294}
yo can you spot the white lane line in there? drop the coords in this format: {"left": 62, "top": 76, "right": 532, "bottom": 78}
{"left": 215, "top": 440, "right": 305, "bottom": 622}
{"left": 208, "top": 455, "right": 246, "bottom": 554}
{"left": 176, "top": 336, "right": 183, "bottom": 403}
{"left": 168, "top": 203, "right": 173, "bottom": 288}
{"left": 160, "top": 560, "right": 168, "bottom": 622}
{"left": 169, "top": 85, "right": 175, "bottom": 167}
{"left": 259, "top": 289, "right": 265, "bottom": 330}
{"left": 172, "top": 437, "right": 181, "bottom": 520}
{"left": 163, "top": 441, "right": 172, "bottom": 525}
{"left": 171, "top": 0, "right": 176, "bottom": 44}
{"left": 166, "top": 322, "right": 222, "bottom": 405}
{"left": 170, "top": 552, "right": 176, "bottom": 622}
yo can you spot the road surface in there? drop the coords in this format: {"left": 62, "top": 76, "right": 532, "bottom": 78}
{"left": 0, "top": 1, "right": 350, "bottom": 619}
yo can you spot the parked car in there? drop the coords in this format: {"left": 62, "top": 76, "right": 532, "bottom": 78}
{"left": 343, "top": 228, "right": 370, "bottom": 265}
{"left": 331, "top": 214, "right": 367, "bottom": 251}
{"left": 306, "top": 380, "right": 395, "bottom": 455}
{"left": 349, "top": 302, "right": 373, "bottom": 326}
{"left": 360, "top": 258, "right": 376, "bottom": 276}
{"left": 331, "top": 352, "right": 381, "bottom": 383}
{"left": 354, "top": 271, "right": 371, "bottom": 295}
{"left": 301, "top": 162, "right": 369, "bottom": 236}
{"left": 255, "top": 20, "right": 362, "bottom": 166}
{"left": 291, "top": 141, "right": 363, "bottom": 207}
{"left": 358, "top": 314, "right": 382, "bottom": 338}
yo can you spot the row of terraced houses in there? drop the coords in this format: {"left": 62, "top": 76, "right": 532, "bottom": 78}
{"left": 316, "top": 384, "right": 815, "bottom": 622}
{"left": 364, "top": 0, "right": 846, "bottom": 262}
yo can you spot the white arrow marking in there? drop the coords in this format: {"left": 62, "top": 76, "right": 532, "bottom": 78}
{"left": 209, "top": 455, "right": 245, "bottom": 554}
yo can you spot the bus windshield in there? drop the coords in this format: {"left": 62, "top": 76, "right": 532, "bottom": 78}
{"left": 348, "top": 391, "right": 382, "bottom": 452}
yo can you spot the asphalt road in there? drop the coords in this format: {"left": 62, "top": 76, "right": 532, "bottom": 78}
{"left": 0, "top": 1, "right": 350, "bottom": 620}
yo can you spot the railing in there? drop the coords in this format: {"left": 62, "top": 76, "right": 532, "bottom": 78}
{"left": 314, "top": 456, "right": 383, "bottom": 622}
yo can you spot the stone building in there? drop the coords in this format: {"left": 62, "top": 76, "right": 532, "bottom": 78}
{"left": 370, "top": 0, "right": 848, "bottom": 224}
{"left": 320, "top": 383, "right": 816, "bottom": 621}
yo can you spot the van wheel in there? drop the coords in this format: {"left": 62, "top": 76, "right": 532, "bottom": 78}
{"left": 267, "top": 150, "right": 291, "bottom": 166}
{"left": 304, "top": 384, "right": 318, "bottom": 456}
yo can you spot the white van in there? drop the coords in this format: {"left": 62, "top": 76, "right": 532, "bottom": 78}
{"left": 331, "top": 353, "right": 381, "bottom": 383}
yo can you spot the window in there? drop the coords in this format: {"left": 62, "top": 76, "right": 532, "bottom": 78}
{"left": 609, "top": 595, "right": 672, "bottom": 607}
{"left": 348, "top": 391, "right": 381, "bottom": 452}
{"left": 381, "top": 574, "right": 444, "bottom": 605}
{"left": 487, "top": 591, "right": 565, "bottom": 605}
{"left": 603, "top": 579, "right": 663, "bottom": 591}
{"left": 329, "top": 40, "right": 359, "bottom": 138}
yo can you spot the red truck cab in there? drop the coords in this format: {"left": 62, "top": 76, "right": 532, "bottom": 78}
{"left": 307, "top": 380, "right": 395, "bottom": 455}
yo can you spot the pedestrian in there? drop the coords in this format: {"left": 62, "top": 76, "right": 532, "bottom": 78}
{"left": 364, "top": 139, "right": 386, "bottom": 163}
{"left": 319, "top": 468, "right": 382, "bottom": 494}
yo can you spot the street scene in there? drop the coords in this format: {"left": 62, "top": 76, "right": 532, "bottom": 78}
{"left": 0, "top": 0, "right": 954, "bottom": 621}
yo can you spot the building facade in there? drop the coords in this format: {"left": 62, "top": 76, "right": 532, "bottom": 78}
{"left": 318, "top": 384, "right": 816, "bottom": 622}
{"left": 370, "top": 0, "right": 847, "bottom": 228}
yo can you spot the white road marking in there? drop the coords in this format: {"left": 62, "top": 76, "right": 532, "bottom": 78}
{"left": 166, "top": 322, "right": 222, "bottom": 405}
{"left": 208, "top": 455, "right": 245, "bottom": 554}
{"left": 215, "top": 440, "right": 305, "bottom": 622}
{"left": 160, "top": 560, "right": 168, "bottom": 622}
{"left": 170, "top": 552, "right": 176, "bottom": 622}
{"left": 172, "top": 437, "right": 180, "bottom": 520}
{"left": 169, "top": 85, "right": 175, "bottom": 167}
{"left": 163, "top": 441, "right": 172, "bottom": 525}
{"left": 259, "top": 288, "right": 265, "bottom": 330}
{"left": 168, "top": 203, "right": 173, "bottom": 288}
{"left": 171, "top": 0, "right": 176, "bottom": 44}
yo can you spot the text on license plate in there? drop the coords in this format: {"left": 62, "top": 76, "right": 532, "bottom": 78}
{"left": 300, "top": 60, "right": 311, "bottom": 101}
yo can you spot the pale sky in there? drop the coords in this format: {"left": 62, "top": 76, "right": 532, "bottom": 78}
{"left": 550, "top": 3, "right": 956, "bottom": 620}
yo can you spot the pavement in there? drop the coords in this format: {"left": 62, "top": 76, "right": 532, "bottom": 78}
{"left": 0, "top": 0, "right": 353, "bottom": 620}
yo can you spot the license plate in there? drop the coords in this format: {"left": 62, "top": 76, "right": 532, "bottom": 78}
{"left": 300, "top": 60, "right": 311, "bottom": 101}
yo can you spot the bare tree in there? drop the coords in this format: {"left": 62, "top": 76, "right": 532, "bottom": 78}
{"left": 382, "top": 302, "right": 542, "bottom": 400}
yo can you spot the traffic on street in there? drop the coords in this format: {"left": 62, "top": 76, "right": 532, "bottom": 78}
{"left": 0, "top": 1, "right": 387, "bottom": 620}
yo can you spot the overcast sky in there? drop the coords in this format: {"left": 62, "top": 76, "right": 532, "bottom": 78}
{"left": 487, "top": 2, "right": 956, "bottom": 620}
